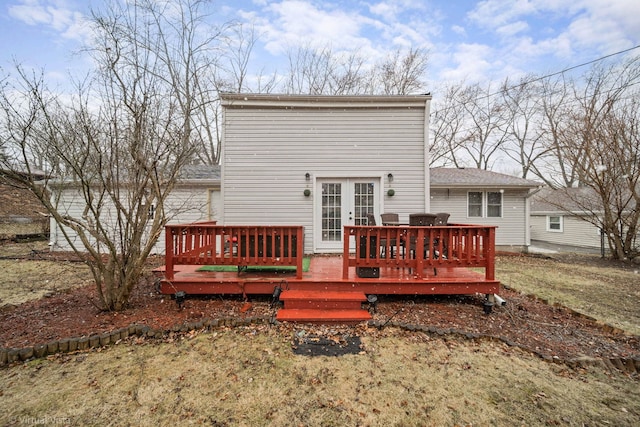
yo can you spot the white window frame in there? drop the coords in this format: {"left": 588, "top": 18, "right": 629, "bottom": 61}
{"left": 547, "top": 215, "right": 563, "bottom": 232}
{"left": 487, "top": 191, "right": 502, "bottom": 218}
{"left": 467, "top": 191, "right": 483, "bottom": 217}
{"left": 467, "top": 191, "right": 503, "bottom": 218}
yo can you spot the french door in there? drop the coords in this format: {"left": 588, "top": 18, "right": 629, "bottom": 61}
{"left": 315, "top": 178, "right": 379, "bottom": 252}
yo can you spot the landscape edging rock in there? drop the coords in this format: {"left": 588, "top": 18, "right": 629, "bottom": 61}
{"left": 0, "top": 314, "right": 638, "bottom": 375}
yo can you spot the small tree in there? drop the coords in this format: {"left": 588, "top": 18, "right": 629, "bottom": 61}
{"left": 0, "top": 0, "right": 224, "bottom": 310}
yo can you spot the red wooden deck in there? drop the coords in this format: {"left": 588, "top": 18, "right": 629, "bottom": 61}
{"left": 158, "top": 222, "right": 500, "bottom": 321}
{"left": 157, "top": 255, "right": 499, "bottom": 297}
{"left": 158, "top": 222, "right": 498, "bottom": 295}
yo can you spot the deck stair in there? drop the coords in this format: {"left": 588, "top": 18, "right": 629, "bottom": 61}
{"left": 276, "top": 290, "right": 372, "bottom": 324}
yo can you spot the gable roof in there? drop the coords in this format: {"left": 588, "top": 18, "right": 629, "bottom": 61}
{"left": 430, "top": 167, "right": 541, "bottom": 189}
{"left": 530, "top": 187, "right": 603, "bottom": 213}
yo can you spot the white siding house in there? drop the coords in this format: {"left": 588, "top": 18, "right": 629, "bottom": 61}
{"left": 530, "top": 187, "right": 604, "bottom": 253}
{"left": 49, "top": 165, "right": 220, "bottom": 254}
{"left": 220, "top": 93, "right": 432, "bottom": 254}
{"left": 429, "top": 168, "right": 542, "bottom": 252}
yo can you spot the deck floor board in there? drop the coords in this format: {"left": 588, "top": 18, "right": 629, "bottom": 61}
{"left": 157, "top": 256, "right": 499, "bottom": 296}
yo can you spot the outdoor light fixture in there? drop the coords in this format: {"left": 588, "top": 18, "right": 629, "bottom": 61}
{"left": 387, "top": 173, "right": 394, "bottom": 182}
{"left": 271, "top": 285, "right": 282, "bottom": 307}
{"left": 175, "top": 290, "right": 186, "bottom": 309}
{"left": 305, "top": 172, "right": 311, "bottom": 181}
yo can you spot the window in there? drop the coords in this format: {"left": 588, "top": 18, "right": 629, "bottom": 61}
{"left": 468, "top": 192, "right": 483, "bottom": 217}
{"left": 547, "top": 215, "right": 563, "bottom": 232}
{"left": 487, "top": 192, "right": 502, "bottom": 217}
{"left": 468, "top": 191, "right": 503, "bottom": 218}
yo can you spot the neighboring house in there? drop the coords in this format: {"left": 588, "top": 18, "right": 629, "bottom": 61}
{"left": 0, "top": 169, "right": 49, "bottom": 240}
{"left": 530, "top": 187, "right": 605, "bottom": 253}
{"left": 49, "top": 165, "right": 220, "bottom": 253}
{"left": 430, "top": 167, "right": 542, "bottom": 252}
{"left": 220, "top": 93, "right": 433, "bottom": 254}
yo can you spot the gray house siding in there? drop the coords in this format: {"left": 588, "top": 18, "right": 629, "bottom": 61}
{"left": 530, "top": 213, "right": 602, "bottom": 249}
{"left": 430, "top": 188, "right": 532, "bottom": 249}
{"left": 50, "top": 183, "right": 218, "bottom": 254}
{"left": 221, "top": 94, "right": 431, "bottom": 254}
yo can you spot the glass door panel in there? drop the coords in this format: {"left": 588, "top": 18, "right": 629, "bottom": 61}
{"left": 315, "top": 178, "right": 379, "bottom": 252}
{"left": 321, "top": 182, "right": 342, "bottom": 242}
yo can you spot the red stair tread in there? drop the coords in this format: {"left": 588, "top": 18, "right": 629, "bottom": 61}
{"left": 279, "top": 290, "right": 367, "bottom": 302}
{"left": 276, "top": 308, "right": 372, "bottom": 322}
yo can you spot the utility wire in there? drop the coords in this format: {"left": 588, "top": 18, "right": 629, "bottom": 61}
{"left": 430, "top": 44, "right": 640, "bottom": 115}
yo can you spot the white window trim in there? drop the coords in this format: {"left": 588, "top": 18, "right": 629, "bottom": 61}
{"left": 487, "top": 191, "right": 503, "bottom": 218}
{"left": 467, "top": 191, "right": 503, "bottom": 218}
{"left": 547, "top": 215, "right": 563, "bottom": 233}
{"left": 467, "top": 191, "right": 483, "bottom": 218}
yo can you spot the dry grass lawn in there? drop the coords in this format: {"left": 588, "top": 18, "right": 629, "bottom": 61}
{"left": 0, "top": 240, "right": 92, "bottom": 308}
{"left": 1, "top": 243, "right": 639, "bottom": 426}
{"left": 496, "top": 254, "right": 640, "bottom": 335}
{"left": 0, "top": 259, "right": 92, "bottom": 308}
{"left": 2, "top": 327, "right": 639, "bottom": 427}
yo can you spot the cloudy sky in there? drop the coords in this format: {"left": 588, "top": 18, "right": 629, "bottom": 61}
{"left": 1, "top": 0, "right": 639, "bottom": 90}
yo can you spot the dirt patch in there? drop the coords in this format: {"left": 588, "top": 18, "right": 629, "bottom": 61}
{"left": 292, "top": 331, "right": 363, "bottom": 356}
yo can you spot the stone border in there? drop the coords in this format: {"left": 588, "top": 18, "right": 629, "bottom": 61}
{"left": 1, "top": 315, "right": 638, "bottom": 375}
{"left": 0, "top": 316, "right": 270, "bottom": 367}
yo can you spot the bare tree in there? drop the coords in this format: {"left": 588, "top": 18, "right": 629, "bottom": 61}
{"left": 215, "top": 22, "right": 278, "bottom": 94}
{"left": 530, "top": 74, "right": 584, "bottom": 187}
{"left": 551, "top": 57, "right": 640, "bottom": 259}
{"left": 499, "top": 75, "right": 554, "bottom": 179}
{"left": 374, "top": 48, "right": 428, "bottom": 95}
{"left": 0, "top": 0, "right": 226, "bottom": 310}
{"left": 282, "top": 44, "right": 368, "bottom": 95}
{"left": 281, "top": 45, "right": 428, "bottom": 95}
{"left": 430, "top": 82, "right": 470, "bottom": 166}
{"left": 441, "top": 82, "right": 509, "bottom": 169}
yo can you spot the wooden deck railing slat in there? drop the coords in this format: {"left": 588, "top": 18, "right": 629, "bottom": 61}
{"left": 164, "top": 222, "right": 304, "bottom": 280}
{"left": 164, "top": 222, "right": 495, "bottom": 284}
{"left": 342, "top": 224, "right": 496, "bottom": 280}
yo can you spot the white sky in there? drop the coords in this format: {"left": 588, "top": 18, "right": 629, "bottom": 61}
{"left": 1, "top": 0, "right": 639, "bottom": 89}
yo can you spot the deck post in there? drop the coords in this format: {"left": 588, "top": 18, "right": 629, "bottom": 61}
{"left": 486, "top": 227, "right": 496, "bottom": 281}
{"left": 342, "top": 227, "right": 351, "bottom": 279}
{"left": 165, "top": 226, "right": 174, "bottom": 280}
{"left": 296, "top": 226, "right": 304, "bottom": 279}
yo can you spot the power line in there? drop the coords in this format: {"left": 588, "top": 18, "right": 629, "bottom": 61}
{"left": 431, "top": 44, "right": 640, "bottom": 115}
{"left": 508, "top": 44, "right": 640, "bottom": 90}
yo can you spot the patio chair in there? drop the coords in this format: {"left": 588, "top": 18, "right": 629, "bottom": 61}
{"left": 380, "top": 213, "right": 400, "bottom": 257}
{"left": 381, "top": 212, "right": 400, "bottom": 225}
{"left": 409, "top": 213, "right": 437, "bottom": 226}
{"left": 365, "top": 213, "right": 377, "bottom": 226}
{"left": 433, "top": 213, "right": 450, "bottom": 259}
{"left": 409, "top": 213, "right": 438, "bottom": 275}
{"left": 434, "top": 212, "right": 450, "bottom": 225}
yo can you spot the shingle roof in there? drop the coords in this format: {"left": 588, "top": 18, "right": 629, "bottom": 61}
{"left": 179, "top": 164, "right": 220, "bottom": 181}
{"left": 430, "top": 167, "right": 541, "bottom": 188}
{"left": 530, "top": 187, "right": 603, "bottom": 213}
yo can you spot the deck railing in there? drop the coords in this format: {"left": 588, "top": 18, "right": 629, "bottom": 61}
{"left": 165, "top": 222, "right": 304, "bottom": 280}
{"left": 342, "top": 224, "right": 496, "bottom": 280}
